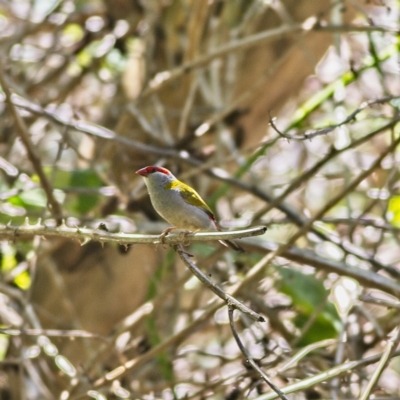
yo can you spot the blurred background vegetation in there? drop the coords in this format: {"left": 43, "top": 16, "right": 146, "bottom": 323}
{"left": 0, "top": 0, "right": 400, "bottom": 399}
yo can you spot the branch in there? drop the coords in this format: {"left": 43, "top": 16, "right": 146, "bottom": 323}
{"left": 269, "top": 95, "right": 400, "bottom": 141}
{"left": 263, "top": 242, "right": 400, "bottom": 297}
{"left": 174, "top": 244, "right": 265, "bottom": 322}
{"left": 141, "top": 23, "right": 397, "bottom": 97}
{"left": 0, "top": 67, "right": 63, "bottom": 224}
{"left": 228, "top": 307, "right": 289, "bottom": 400}
{"left": 254, "top": 349, "right": 400, "bottom": 400}
{"left": 359, "top": 327, "right": 400, "bottom": 400}
{"left": 360, "top": 294, "right": 400, "bottom": 309}
{"left": 0, "top": 327, "right": 105, "bottom": 340}
{"left": 142, "top": 23, "right": 301, "bottom": 97}
{"left": 89, "top": 297, "right": 229, "bottom": 391}
{"left": 0, "top": 220, "right": 267, "bottom": 247}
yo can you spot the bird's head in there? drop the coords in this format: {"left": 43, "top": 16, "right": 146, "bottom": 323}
{"left": 136, "top": 166, "right": 175, "bottom": 185}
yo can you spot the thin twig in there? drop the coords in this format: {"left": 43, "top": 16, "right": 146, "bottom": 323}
{"left": 359, "top": 326, "right": 400, "bottom": 400}
{"left": 269, "top": 95, "right": 400, "bottom": 140}
{"left": 269, "top": 217, "right": 400, "bottom": 234}
{"left": 228, "top": 307, "right": 289, "bottom": 400}
{"left": 142, "top": 23, "right": 301, "bottom": 97}
{"left": 0, "top": 67, "right": 63, "bottom": 224}
{"left": 0, "top": 327, "right": 105, "bottom": 340}
{"left": 174, "top": 244, "right": 265, "bottom": 322}
{"left": 254, "top": 349, "right": 400, "bottom": 400}
{"left": 88, "top": 299, "right": 226, "bottom": 391}
{"left": 277, "top": 339, "right": 337, "bottom": 373}
{"left": 360, "top": 294, "right": 400, "bottom": 309}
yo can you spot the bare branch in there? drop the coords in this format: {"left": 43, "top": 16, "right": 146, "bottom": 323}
{"left": 174, "top": 244, "right": 265, "bottom": 322}
{"left": 359, "top": 326, "right": 400, "bottom": 400}
{"left": 254, "top": 349, "right": 400, "bottom": 400}
{"left": 0, "top": 220, "right": 267, "bottom": 247}
{"left": 360, "top": 294, "right": 400, "bottom": 310}
{"left": 0, "top": 327, "right": 106, "bottom": 340}
{"left": 228, "top": 307, "right": 289, "bottom": 400}
{"left": 269, "top": 95, "right": 400, "bottom": 141}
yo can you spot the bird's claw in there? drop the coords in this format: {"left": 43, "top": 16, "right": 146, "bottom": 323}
{"left": 159, "top": 227, "right": 176, "bottom": 248}
{"left": 159, "top": 228, "right": 195, "bottom": 248}
{"left": 179, "top": 229, "right": 193, "bottom": 246}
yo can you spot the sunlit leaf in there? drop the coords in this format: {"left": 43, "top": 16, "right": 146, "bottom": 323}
{"left": 62, "top": 23, "right": 84, "bottom": 46}
{"left": 14, "top": 271, "right": 31, "bottom": 290}
{"left": 0, "top": 334, "right": 9, "bottom": 361}
{"left": 388, "top": 195, "right": 400, "bottom": 228}
{"left": 1, "top": 243, "right": 17, "bottom": 271}
{"left": 8, "top": 188, "right": 47, "bottom": 210}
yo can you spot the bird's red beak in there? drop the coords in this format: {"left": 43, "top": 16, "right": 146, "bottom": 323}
{"left": 136, "top": 167, "right": 148, "bottom": 177}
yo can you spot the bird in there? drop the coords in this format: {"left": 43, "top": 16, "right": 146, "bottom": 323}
{"left": 136, "top": 166, "right": 244, "bottom": 252}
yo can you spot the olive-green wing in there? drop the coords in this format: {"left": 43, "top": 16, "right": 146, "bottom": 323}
{"left": 165, "top": 180, "right": 215, "bottom": 219}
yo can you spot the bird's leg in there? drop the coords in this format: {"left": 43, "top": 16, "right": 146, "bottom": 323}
{"left": 159, "top": 226, "right": 179, "bottom": 245}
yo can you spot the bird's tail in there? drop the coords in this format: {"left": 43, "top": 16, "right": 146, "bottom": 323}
{"left": 219, "top": 239, "right": 245, "bottom": 253}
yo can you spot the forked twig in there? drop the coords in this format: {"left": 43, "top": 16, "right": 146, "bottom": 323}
{"left": 228, "top": 307, "right": 289, "bottom": 400}
{"left": 269, "top": 95, "right": 400, "bottom": 141}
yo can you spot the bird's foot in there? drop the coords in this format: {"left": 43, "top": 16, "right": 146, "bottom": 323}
{"left": 178, "top": 229, "right": 196, "bottom": 246}
{"left": 159, "top": 226, "right": 179, "bottom": 247}
{"left": 159, "top": 228, "right": 197, "bottom": 250}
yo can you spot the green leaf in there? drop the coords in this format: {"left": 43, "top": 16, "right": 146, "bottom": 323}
{"left": 278, "top": 268, "right": 341, "bottom": 346}
{"left": 43, "top": 167, "right": 103, "bottom": 215}
{"left": 45, "top": 168, "right": 73, "bottom": 188}
{"left": 70, "top": 169, "right": 102, "bottom": 214}
{"left": 9, "top": 188, "right": 47, "bottom": 209}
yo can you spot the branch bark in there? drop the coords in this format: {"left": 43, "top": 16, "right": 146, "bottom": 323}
{"left": 0, "top": 221, "right": 267, "bottom": 247}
